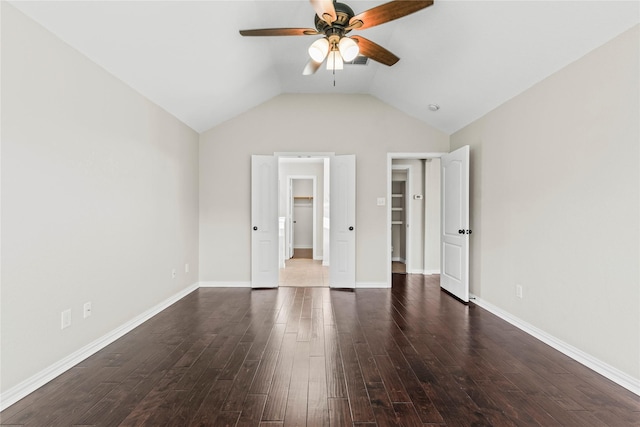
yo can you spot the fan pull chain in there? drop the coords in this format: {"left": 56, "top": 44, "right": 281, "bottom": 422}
{"left": 332, "top": 53, "right": 336, "bottom": 87}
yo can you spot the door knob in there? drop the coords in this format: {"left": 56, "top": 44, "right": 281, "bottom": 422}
{"left": 349, "top": 226, "right": 354, "bottom": 231}
{"left": 253, "top": 226, "right": 258, "bottom": 231}
{"left": 458, "top": 229, "right": 464, "bottom": 234}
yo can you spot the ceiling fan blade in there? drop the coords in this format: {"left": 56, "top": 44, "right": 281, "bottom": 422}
{"left": 351, "top": 36, "right": 399, "bottom": 66}
{"left": 303, "top": 59, "right": 323, "bottom": 75}
{"left": 239, "top": 28, "right": 319, "bottom": 37}
{"left": 309, "top": 0, "right": 337, "bottom": 24}
{"left": 348, "top": 0, "right": 433, "bottom": 31}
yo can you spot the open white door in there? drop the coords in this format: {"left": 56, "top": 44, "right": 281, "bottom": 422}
{"left": 330, "top": 155, "right": 356, "bottom": 288}
{"left": 440, "top": 146, "right": 470, "bottom": 302}
{"left": 251, "top": 155, "right": 279, "bottom": 288}
{"left": 288, "top": 179, "right": 294, "bottom": 259}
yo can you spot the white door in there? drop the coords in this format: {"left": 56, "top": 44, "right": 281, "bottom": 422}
{"left": 251, "top": 155, "right": 279, "bottom": 288}
{"left": 330, "top": 155, "right": 356, "bottom": 288}
{"left": 288, "top": 179, "right": 294, "bottom": 259}
{"left": 440, "top": 146, "right": 470, "bottom": 302}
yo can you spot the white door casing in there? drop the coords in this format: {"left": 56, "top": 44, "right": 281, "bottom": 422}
{"left": 288, "top": 178, "right": 293, "bottom": 259}
{"left": 440, "top": 146, "right": 470, "bottom": 302}
{"left": 251, "top": 155, "right": 279, "bottom": 288}
{"left": 330, "top": 155, "right": 356, "bottom": 288}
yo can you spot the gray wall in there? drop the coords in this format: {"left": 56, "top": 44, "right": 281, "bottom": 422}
{"left": 1, "top": 3, "right": 200, "bottom": 394}
{"left": 450, "top": 25, "right": 639, "bottom": 381}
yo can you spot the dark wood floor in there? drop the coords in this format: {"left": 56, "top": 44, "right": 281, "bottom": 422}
{"left": 2, "top": 275, "right": 638, "bottom": 426}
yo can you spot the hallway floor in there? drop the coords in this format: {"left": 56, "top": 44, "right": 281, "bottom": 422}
{"left": 279, "top": 256, "right": 329, "bottom": 287}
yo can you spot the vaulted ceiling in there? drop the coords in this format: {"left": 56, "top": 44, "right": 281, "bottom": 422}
{"left": 10, "top": 1, "right": 639, "bottom": 134}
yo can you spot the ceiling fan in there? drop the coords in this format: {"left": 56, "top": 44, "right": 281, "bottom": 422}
{"left": 239, "top": 0, "right": 434, "bottom": 75}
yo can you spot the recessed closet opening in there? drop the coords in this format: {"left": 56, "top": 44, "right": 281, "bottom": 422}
{"left": 387, "top": 154, "right": 442, "bottom": 286}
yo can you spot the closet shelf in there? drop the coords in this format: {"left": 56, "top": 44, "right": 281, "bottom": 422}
{"left": 391, "top": 207, "right": 403, "bottom": 211}
{"left": 391, "top": 221, "right": 403, "bottom": 225}
{"left": 293, "top": 196, "right": 313, "bottom": 200}
{"left": 391, "top": 194, "right": 403, "bottom": 198}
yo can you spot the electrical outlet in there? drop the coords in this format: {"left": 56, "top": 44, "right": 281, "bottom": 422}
{"left": 377, "top": 197, "right": 386, "bottom": 206}
{"left": 516, "top": 284, "right": 523, "bottom": 299}
{"left": 83, "top": 302, "right": 92, "bottom": 319}
{"left": 61, "top": 309, "right": 71, "bottom": 329}
{"left": 185, "top": 263, "right": 189, "bottom": 273}
{"left": 172, "top": 268, "right": 176, "bottom": 279}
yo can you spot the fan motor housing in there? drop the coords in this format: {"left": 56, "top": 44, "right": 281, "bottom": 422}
{"left": 314, "top": 2, "right": 355, "bottom": 36}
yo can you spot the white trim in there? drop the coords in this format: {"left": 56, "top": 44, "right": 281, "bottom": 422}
{"left": 403, "top": 269, "right": 440, "bottom": 275}
{"left": 313, "top": 256, "right": 323, "bottom": 261}
{"left": 356, "top": 282, "right": 390, "bottom": 289}
{"left": 392, "top": 257, "right": 406, "bottom": 263}
{"left": 0, "top": 283, "right": 200, "bottom": 411}
{"left": 275, "top": 152, "right": 335, "bottom": 158}
{"left": 470, "top": 294, "right": 640, "bottom": 396}
{"left": 199, "top": 281, "right": 251, "bottom": 288}
{"left": 388, "top": 152, "right": 445, "bottom": 159}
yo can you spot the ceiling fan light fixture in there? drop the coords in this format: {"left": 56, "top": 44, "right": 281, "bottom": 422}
{"left": 308, "top": 38, "right": 330, "bottom": 62}
{"left": 338, "top": 37, "right": 359, "bottom": 62}
{"left": 326, "top": 51, "right": 344, "bottom": 71}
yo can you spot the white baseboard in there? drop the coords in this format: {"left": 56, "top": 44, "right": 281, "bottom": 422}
{"left": 356, "top": 282, "right": 390, "bottom": 289}
{"left": 198, "top": 281, "right": 251, "bottom": 288}
{"left": 0, "top": 283, "right": 200, "bottom": 411}
{"left": 407, "top": 269, "right": 440, "bottom": 275}
{"left": 313, "top": 256, "right": 323, "bottom": 261}
{"left": 470, "top": 293, "right": 640, "bottom": 396}
{"left": 391, "top": 257, "right": 406, "bottom": 263}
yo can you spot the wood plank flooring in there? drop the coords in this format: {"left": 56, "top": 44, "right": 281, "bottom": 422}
{"left": 2, "top": 274, "right": 638, "bottom": 426}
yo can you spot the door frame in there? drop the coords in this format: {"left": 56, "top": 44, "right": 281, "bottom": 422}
{"left": 386, "top": 153, "right": 446, "bottom": 287}
{"left": 287, "top": 175, "right": 317, "bottom": 260}
{"left": 276, "top": 152, "right": 335, "bottom": 276}
{"left": 391, "top": 164, "right": 412, "bottom": 271}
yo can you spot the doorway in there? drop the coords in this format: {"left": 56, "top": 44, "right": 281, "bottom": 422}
{"left": 278, "top": 157, "right": 328, "bottom": 287}
{"left": 387, "top": 154, "right": 443, "bottom": 286}
{"left": 289, "top": 177, "right": 316, "bottom": 259}
{"left": 251, "top": 153, "right": 356, "bottom": 288}
{"left": 391, "top": 165, "right": 412, "bottom": 274}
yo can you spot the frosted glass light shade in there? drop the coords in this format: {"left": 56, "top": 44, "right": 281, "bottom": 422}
{"left": 308, "top": 38, "right": 329, "bottom": 62}
{"left": 326, "top": 51, "right": 344, "bottom": 70}
{"left": 338, "top": 37, "right": 359, "bottom": 62}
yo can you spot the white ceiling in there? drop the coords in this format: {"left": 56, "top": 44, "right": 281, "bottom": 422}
{"left": 10, "top": 1, "right": 639, "bottom": 134}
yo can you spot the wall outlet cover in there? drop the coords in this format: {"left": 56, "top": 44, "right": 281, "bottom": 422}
{"left": 377, "top": 197, "right": 386, "bottom": 206}
{"left": 83, "top": 302, "right": 92, "bottom": 318}
{"left": 61, "top": 309, "right": 71, "bottom": 329}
